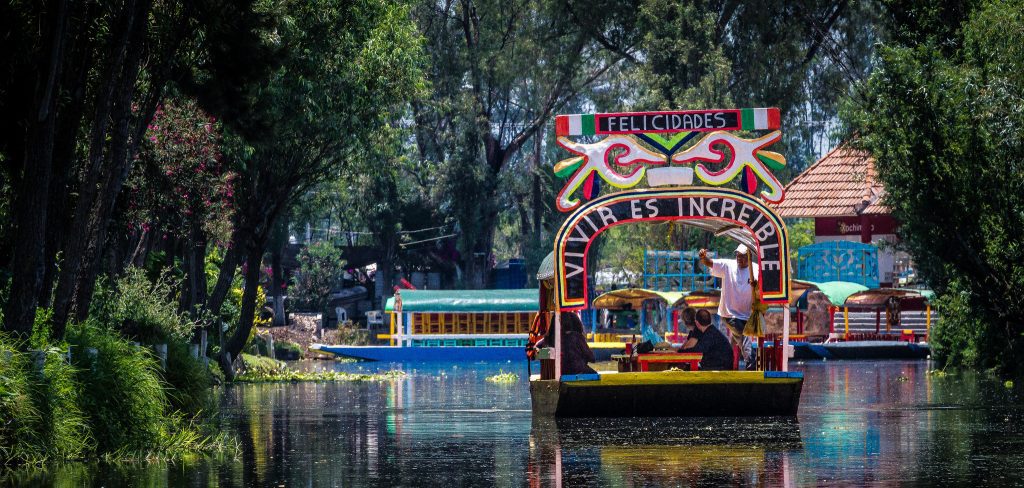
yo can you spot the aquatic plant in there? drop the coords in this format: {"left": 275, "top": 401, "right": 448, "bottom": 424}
{"left": 234, "top": 356, "right": 406, "bottom": 383}
{"left": 485, "top": 371, "right": 520, "bottom": 384}
{"left": 238, "top": 353, "right": 285, "bottom": 375}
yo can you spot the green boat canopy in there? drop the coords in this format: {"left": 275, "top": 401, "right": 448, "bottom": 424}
{"left": 384, "top": 289, "right": 539, "bottom": 313}
{"left": 807, "top": 281, "right": 870, "bottom": 306}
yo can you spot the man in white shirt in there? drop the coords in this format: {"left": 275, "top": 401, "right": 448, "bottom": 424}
{"left": 698, "top": 244, "right": 759, "bottom": 370}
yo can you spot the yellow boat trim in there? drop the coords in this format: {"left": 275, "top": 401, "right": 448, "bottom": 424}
{"left": 569, "top": 370, "right": 800, "bottom": 386}
{"left": 590, "top": 341, "right": 628, "bottom": 349}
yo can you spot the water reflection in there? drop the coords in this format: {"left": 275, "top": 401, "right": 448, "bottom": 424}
{"left": 529, "top": 416, "right": 802, "bottom": 487}
{"left": 4, "top": 360, "right": 1024, "bottom": 487}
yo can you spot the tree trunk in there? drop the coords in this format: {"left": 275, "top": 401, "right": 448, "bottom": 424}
{"left": 271, "top": 245, "right": 285, "bottom": 326}
{"left": 223, "top": 246, "right": 263, "bottom": 370}
{"left": 3, "top": 0, "right": 71, "bottom": 338}
{"left": 181, "top": 222, "right": 208, "bottom": 319}
{"left": 50, "top": 0, "right": 155, "bottom": 335}
{"left": 531, "top": 131, "right": 543, "bottom": 244}
{"left": 269, "top": 215, "right": 288, "bottom": 326}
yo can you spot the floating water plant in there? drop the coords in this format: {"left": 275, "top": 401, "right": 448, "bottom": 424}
{"left": 485, "top": 371, "right": 519, "bottom": 384}
{"left": 236, "top": 368, "right": 407, "bottom": 383}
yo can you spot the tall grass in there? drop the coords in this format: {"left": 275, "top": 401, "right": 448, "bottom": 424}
{"left": 162, "top": 340, "right": 213, "bottom": 417}
{"left": 32, "top": 348, "right": 93, "bottom": 460}
{"left": 66, "top": 322, "right": 170, "bottom": 455}
{"left": 0, "top": 336, "right": 93, "bottom": 466}
{"left": 0, "top": 336, "right": 43, "bottom": 466}
{"left": 1, "top": 267, "right": 230, "bottom": 470}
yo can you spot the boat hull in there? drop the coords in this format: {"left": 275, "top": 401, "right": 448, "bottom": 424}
{"left": 313, "top": 345, "right": 525, "bottom": 362}
{"left": 789, "top": 341, "right": 930, "bottom": 360}
{"left": 313, "top": 344, "right": 621, "bottom": 362}
{"left": 530, "top": 371, "right": 803, "bottom": 417}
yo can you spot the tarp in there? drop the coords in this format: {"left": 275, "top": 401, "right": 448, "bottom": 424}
{"left": 844, "top": 288, "right": 930, "bottom": 308}
{"left": 384, "top": 289, "right": 539, "bottom": 313}
{"left": 592, "top": 288, "right": 685, "bottom": 310}
{"left": 809, "top": 281, "right": 870, "bottom": 306}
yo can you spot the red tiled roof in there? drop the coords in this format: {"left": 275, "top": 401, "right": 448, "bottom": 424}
{"left": 772, "top": 143, "right": 889, "bottom": 218}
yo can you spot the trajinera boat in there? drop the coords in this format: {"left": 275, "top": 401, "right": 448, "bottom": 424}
{"left": 529, "top": 107, "right": 804, "bottom": 417}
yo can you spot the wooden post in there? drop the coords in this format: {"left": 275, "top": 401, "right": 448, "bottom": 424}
{"left": 925, "top": 303, "right": 932, "bottom": 341}
{"left": 29, "top": 350, "right": 45, "bottom": 373}
{"left": 155, "top": 344, "right": 168, "bottom": 370}
{"left": 390, "top": 312, "right": 396, "bottom": 346}
{"left": 828, "top": 306, "right": 835, "bottom": 334}
{"left": 782, "top": 306, "right": 791, "bottom": 372}
{"left": 396, "top": 312, "right": 404, "bottom": 347}
{"left": 86, "top": 347, "right": 98, "bottom": 370}
{"left": 200, "top": 329, "right": 208, "bottom": 367}
{"left": 554, "top": 311, "right": 562, "bottom": 380}
{"left": 268, "top": 333, "right": 275, "bottom": 360}
{"left": 843, "top": 307, "right": 849, "bottom": 339}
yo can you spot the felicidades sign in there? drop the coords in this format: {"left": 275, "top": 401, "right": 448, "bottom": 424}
{"left": 555, "top": 108, "right": 780, "bottom": 136}
{"left": 553, "top": 188, "right": 790, "bottom": 310}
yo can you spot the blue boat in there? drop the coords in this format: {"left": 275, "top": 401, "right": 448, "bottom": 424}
{"left": 311, "top": 288, "right": 539, "bottom": 362}
{"left": 311, "top": 344, "right": 526, "bottom": 362}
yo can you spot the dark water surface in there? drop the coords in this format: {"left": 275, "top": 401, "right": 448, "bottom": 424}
{"left": 7, "top": 360, "right": 1024, "bottom": 486}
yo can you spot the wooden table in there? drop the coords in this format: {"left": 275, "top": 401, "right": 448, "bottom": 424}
{"left": 611, "top": 352, "right": 703, "bottom": 372}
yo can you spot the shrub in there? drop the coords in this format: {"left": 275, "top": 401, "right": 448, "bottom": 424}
{"left": 292, "top": 242, "right": 345, "bottom": 312}
{"left": 335, "top": 325, "right": 370, "bottom": 346}
{"left": 91, "top": 267, "right": 197, "bottom": 344}
{"left": 0, "top": 336, "right": 92, "bottom": 466}
{"left": 273, "top": 340, "right": 302, "bottom": 360}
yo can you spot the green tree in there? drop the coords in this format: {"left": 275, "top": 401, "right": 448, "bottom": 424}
{"left": 0, "top": 0, "right": 279, "bottom": 339}
{"left": 411, "top": 0, "right": 638, "bottom": 288}
{"left": 120, "top": 98, "right": 234, "bottom": 318}
{"left": 850, "top": 0, "right": 1024, "bottom": 375}
{"left": 293, "top": 242, "right": 345, "bottom": 318}
{"left": 207, "top": 0, "right": 426, "bottom": 375}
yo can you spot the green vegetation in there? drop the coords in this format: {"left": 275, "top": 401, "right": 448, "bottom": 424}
{"left": 293, "top": 242, "right": 345, "bottom": 312}
{"left": 235, "top": 354, "right": 406, "bottom": 383}
{"left": 850, "top": 0, "right": 1024, "bottom": 376}
{"left": 273, "top": 340, "right": 303, "bottom": 361}
{"left": 0, "top": 329, "right": 222, "bottom": 468}
{"left": 485, "top": 371, "right": 520, "bottom": 384}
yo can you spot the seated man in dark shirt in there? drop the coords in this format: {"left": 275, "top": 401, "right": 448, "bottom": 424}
{"left": 679, "top": 309, "right": 734, "bottom": 371}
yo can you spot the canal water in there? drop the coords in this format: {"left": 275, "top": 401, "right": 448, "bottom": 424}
{"left": 6, "top": 360, "right": 1024, "bottom": 486}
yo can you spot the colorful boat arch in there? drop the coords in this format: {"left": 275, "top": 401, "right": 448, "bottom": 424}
{"left": 553, "top": 187, "right": 791, "bottom": 310}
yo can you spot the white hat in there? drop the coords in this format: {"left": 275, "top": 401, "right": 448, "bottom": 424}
{"left": 735, "top": 243, "right": 749, "bottom": 255}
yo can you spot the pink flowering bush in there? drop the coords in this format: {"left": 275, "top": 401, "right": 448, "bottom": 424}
{"left": 126, "top": 99, "right": 235, "bottom": 246}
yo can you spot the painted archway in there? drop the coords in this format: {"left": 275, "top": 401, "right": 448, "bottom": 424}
{"left": 553, "top": 187, "right": 790, "bottom": 310}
